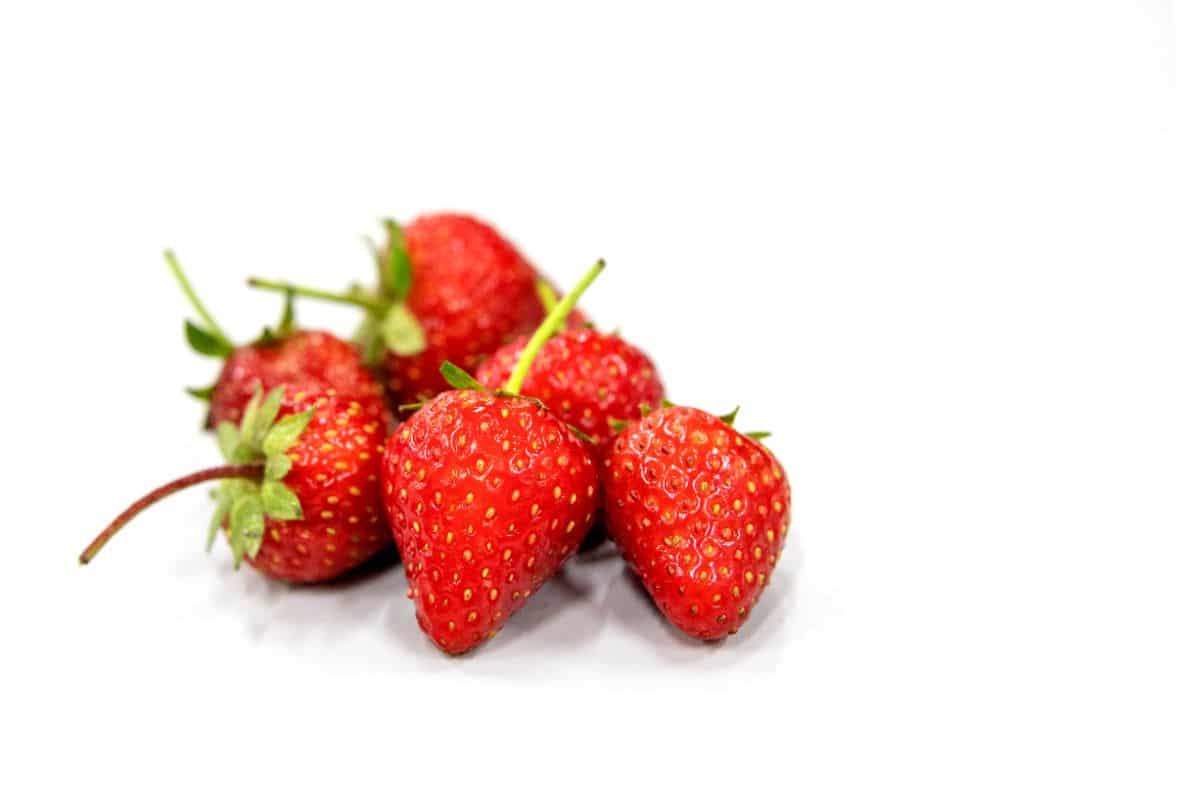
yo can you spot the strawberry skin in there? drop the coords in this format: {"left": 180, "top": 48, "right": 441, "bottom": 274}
{"left": 211, "top": 330, "right": 384, "bottom": 427}
{"left": 381, "top": 214, "right": 544, "bottom": 403}
{"left": 475, "top": 329, "right": 665, "bottom": 458}
{"left": 383, "top": 390, "right": 600, "bottom": 653}
{"left": 247, "top": 392, "right": 390, "bottom": 583}
{"left": 602, "top": 406, "right": 791, "bottom": 640}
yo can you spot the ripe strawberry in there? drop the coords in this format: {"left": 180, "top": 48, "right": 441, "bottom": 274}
{"left": 602, "top": 406, "right": 791, "bottom": 640}
{"left": 382, "top": 260, "right": 606, "bottom": 653}
{"left": 248, "top": 213, "right": 547, "bottom": 406}
{"left": 475, "top": 328, "right": 665, "bottom": 457}
{"left": 384, "top": 389, "right": 599, "bottom": 653}
{"left": 166, "top": 250, "right": 383, "bottom": 426}
{"left": 209, "top": 330, "right": 384, "bottom": 428}
{"left": 80, "top": 385, "right": 391, "bottom": 583}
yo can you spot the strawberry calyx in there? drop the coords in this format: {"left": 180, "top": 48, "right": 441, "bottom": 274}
{"left": 246, "top": 220, "right": 426, "bottom": 365}
{"left": 210, "top": 384, "right": 316, "bottom": 566}
{"left": 167, "top": 250, "right": 298, "bottom": 406}
{"left": 78, "top": 384, "right": 317, "bottom": 569}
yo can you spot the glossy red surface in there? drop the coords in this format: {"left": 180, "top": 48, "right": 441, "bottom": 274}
{"left": 383, "top": 390, "right": 600, "bottom": 653}
{"left": 603, "top": 407, "right": 791, "bottom": 640}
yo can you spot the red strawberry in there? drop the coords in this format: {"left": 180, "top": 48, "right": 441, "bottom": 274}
{"left": 384, "top": 389, "right": 599, "bottom": 653}
{"left": 602, "top": 406, "right": 791, "bottom": 640}
{"left": 166, "top": 251, "right": 384, "bottom": 426}
{"left": 382, "top": 260, "right": 606, "bottom": 653}
{"left": 80, "top": 385, "right": 391, "bottom": 583}
{"left": 209, "top": 330, "right": 384, "bottom": 427}
{"left": 475, "top": 328, "right": 665, "bottom": 458}
{"left": 248, "top": 213, "right": 547, "bottom": 406}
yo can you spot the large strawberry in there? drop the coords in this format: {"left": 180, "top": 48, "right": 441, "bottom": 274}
{"left": 248, "top": 213, "right": 546, "bottom": 406}
{"left": 382, "top": 262, "right": 605, "bottom": 653}
{"left": 167, "top": 250, "right": 383, "bottom": 426}
{"left": 80, "top": 385, "right": 391, "bottom": 583}
{"left": 475, "top": 328, "right": 664, "bottom": 457}
{"left": 602, "top": 406, "right": 790, "bottom": 640}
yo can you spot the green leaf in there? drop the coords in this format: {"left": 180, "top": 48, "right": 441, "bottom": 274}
{"left": 718, "top": 405, "right": 741, "bottom": 426}
{"left": 261, "top": 479, "right": 303, "bottom": 520}
{"left": 638, "top": 403, "right": 654, "bottom": 417}
{"left": 388, "top": 245, "right": 413, "bottom": 301}
{"left": 744, "top": 431, "right": 772, "bottom": 440}
{"left": 184, "top": 321, "right": 232, "bottom": 358}
{"left": 661, "top": 399, "right": 678, "bottom": 409}
{"left": 247, "top": 386, "right": 286, "bottom": 447}
{"left": 263, "top": 453, "right": 292, "bottom": 481}
{"left": 228, "top": 493, "right": 266, "bottom": 567}
{"left": 239, "top": 384, "right": 264, "bottom": 444}
{"left": 216, "top": 421, "right": 241, "bottom": 463}
{"left": 567, "top": 424, "right": 596, "bottom": 445}
{"left": 353, "top": 315, "right": 386, "bottom": 366}
{"left": 207, "top": 488, "right": 233, "bottom": 552}
{"left": 608, "top": 417, "right": 629, "bottom": 433}
{"left": 440, "top": 361, "right": 489, "bottom": 393}
{"left": 262, "top": 408, "right": 316, "bottom": 456}
{"left": 186, "top": 384, "right": 215, "bottom": 402}
{"left": 380, "top": 304, "right": 426, "bottom": 356}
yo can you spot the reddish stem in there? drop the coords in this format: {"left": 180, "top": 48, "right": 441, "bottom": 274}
{"left": 79, "top": 464, "right": 263, "bottom": 565}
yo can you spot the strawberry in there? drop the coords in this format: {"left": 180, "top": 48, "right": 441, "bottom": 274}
{"left": 475, "top": 328, "right": 665, "bottom": 457}
{"left": 382, "top": 261, "right": 605, "bottom": 653}
{"left": 209, "top": 331, "right": 385, "bottom": 428}
{"left": 248, "top": 213, "right": 547, "bottom": 406}
{"left": 167, "top": 251, "right": 383, "bottom": 426}
{"left": 602, "top": 406, "right": 790, "bottom": 640}
{"left": 80, "top": 384, "right": 391, "bottom": 583}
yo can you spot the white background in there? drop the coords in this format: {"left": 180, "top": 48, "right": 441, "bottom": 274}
{"left": 2, "top": 2, "right": 1197, "bottom": 805}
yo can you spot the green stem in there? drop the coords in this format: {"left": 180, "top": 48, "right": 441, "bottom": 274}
{"left": 165, "top": 250, "right": 233, "bottom": 348}
{"left": 503, "top": 259, "right": 605, "bottom": 395}
{"left": 79, "top": 464, "right": 263, "bottom": 565}
{"left": 247, "top": 278, "right": 388, "bottom": 316}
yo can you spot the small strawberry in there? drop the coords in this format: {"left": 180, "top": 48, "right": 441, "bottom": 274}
{"left": 382, "top": 261, "right": 605, "bottom": 653}
{"left": 167, "top": 251, "right": 383, "bottom": 426}
{"left": 475, "top": 328, "right": 664, "bottom": 457}
{"left": 80, "top": 385, "right": 391, "bottom": 583}
{"left": 602, "top": 406, "right": 790, "bottom": 640}
{"left": 248, "top": 213, "right": 546, "bottom": 406}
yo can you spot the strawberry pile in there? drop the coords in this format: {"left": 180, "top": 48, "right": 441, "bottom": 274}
{"left": 81, "top": 213, "right": 792, "bottom": 654}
